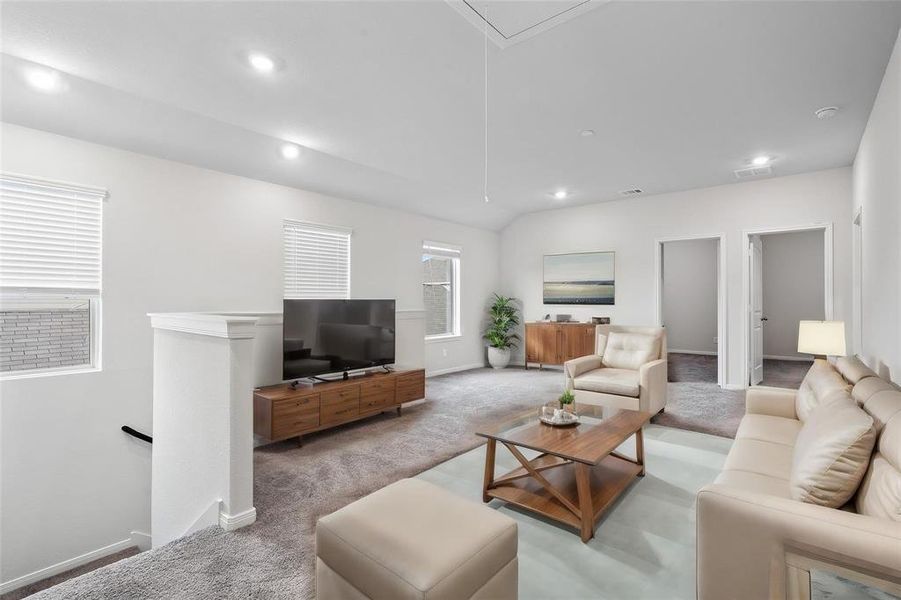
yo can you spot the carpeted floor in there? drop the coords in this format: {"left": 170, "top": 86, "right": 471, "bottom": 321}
{"left": 21, "top": 366, "right": 756, "bottom": 599}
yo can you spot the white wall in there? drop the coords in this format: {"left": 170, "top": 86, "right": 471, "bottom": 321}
{"left": 0, "top": 123, "right": 499, "bottom": 586}
{"left": 760, "top": 230, "right": 825, "bottom": 359}
{"left": 853, "top": 28, "right": 901, "bottom": 383}
{"left": 662, "top": 238, "right": 718, "bottom": 354}
{"left": 500, "top": 167, "right": 853, "bottom": 387}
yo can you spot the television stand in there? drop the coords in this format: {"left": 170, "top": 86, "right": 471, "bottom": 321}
{"left": 254, "top": 368, "right": 426, "bottom": 444}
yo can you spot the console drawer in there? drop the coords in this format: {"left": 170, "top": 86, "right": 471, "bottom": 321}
{"left": 396, "top": 372, "right": 425, "bottom": 403}
{"left": 362, "top": 377, "right": 396, "bottom": 396}
{"left": 360, "top": 391, "right": 392, "bottom": 413}
{"left": 272, "top": 411, "right": 319, "bottom": 439}
{"left": 321, "top": 397, "right": 359, "bottom": 425}
{"left": 273, "top": 394, "right": 320, "bottom": 417}
{"left": 322, "top": 386, "right": 360, "bottom": 406}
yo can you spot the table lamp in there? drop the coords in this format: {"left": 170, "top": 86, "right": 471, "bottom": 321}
{"left": 797, "top": 320, "right": 846, "bottom": 360}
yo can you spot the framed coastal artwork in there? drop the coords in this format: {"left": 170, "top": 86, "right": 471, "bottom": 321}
{"left": 543, "top": 251, "right": 615, "bottom": 305}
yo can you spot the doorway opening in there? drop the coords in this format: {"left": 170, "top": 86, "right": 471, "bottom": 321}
{"left": 744, "top": 225, "right": 831, "bottom": 389}
{"left": 655, "top": 235, "right": 726, "bottom": 387}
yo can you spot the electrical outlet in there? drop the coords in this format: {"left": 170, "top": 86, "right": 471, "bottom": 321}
{"left": 442, "top": 348, "right": 448, "bottom": 357}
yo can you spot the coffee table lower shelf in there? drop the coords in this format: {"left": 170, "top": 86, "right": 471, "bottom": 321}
{"left": 484, "top": 453, "right": 643, "bottom": 542}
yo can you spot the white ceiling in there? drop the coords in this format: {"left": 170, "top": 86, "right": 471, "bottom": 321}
{"left": 2, "top": 1, "right": 900, "bottom": 231}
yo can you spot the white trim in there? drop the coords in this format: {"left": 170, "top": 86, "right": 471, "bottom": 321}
{"left": 741, "top": 223, "right": 833, "bottom": 387}
{"left": 130, "top": 531, "right": 152, "bottom": 552}
{"left": 425, "top": 333, "right": 463, "bottom": 343}
{"left": 764, "top": 354, "right": 814, "bottom": 362}
{"left": 148, "top": 312, "right": 259, "bottom": 339}
{"left": 396, "top": 308, "right": 426, "bottom": 321}
{"left": 0, "top": 364, "right": 100, "bottom": 381}
{"left": 282, "top": 218, "right": 352, "bottom": 235}
{"left": 722, "top": 383, "right": 747, "bottom": 391}
{"left": 426, "top": 362, "right": 485, "bottom": 377}
{"left": 655, "top": 233, "right": 727, "bottom": 387}
{"left": 669, "top": 349, "right": 718, "bottom": 356}
{"left": 0, "top": 537, "right": 134, "bottom": 594}
{"left": 219, "top": 507, "right": 257, "bottom": 531}
{"left": 0, "top": 170, "right": 109, "bottom": 200}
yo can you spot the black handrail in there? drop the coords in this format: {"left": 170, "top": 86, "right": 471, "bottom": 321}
{"left": 122, "top": 425, "right": 152, "bottom": 444}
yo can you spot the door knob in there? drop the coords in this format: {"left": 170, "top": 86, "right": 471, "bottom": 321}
{"left": 760, "top": 317, "right": 768, "bottom": 322}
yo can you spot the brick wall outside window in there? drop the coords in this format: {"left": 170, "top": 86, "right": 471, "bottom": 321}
{"left": 0, "top": 308, "right": 91, "bottom": 372}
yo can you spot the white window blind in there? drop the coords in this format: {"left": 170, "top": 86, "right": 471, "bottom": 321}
{"left": 422, "top": 240, "right": 461, "bottom": 338}
{"left": 283, "top": 220, "right": 351, "bottom": 299}
{"left": 0, "top": 174, "right": 105, "bottom": 293}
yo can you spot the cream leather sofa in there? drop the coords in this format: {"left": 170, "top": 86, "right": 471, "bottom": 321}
{"left": 563, "top": 325, "right": 667, "bottom": 414}
{"left": 697, "top": 357, "right": 901, "bottom": 600}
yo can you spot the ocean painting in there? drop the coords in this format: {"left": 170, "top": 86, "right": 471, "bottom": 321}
{"left": 543, "top": 252, "right": 615, "bottom": 305}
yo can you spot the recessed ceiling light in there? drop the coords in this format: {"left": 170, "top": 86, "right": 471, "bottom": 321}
{"left": 25, "top": 67, "right": 64, "bottom": 92}
{"left": 280, "top": 143, "right": 301, "bottom": 159}
{"left": 248, "top": 52, "right": 276, "bottom": 73}
{"left": 553, "top": 190, "right": 568, "bottom": 200}
{"left": 815, "top": 106, "right": 839, "bottom": 120}
{"left": 751, "top": 155, "right": 771, "bottom": 167}
{"left": 580, "top": 129, "right": 595, "bottom": 137}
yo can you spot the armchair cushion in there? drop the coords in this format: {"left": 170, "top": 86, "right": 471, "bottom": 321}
{"left": 601, "top": 332, "right": 659, "bottom": 370}
{"left": 573, "top": 368, "right": 639, "bottom": 397}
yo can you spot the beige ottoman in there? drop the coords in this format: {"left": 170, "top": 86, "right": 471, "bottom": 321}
{"left": 316, "top": 478, "right": 518, "bottom": 600}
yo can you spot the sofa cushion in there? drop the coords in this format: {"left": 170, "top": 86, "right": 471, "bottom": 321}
{"left": 853, "top": 376, "right": 896, "bottom": 406}
{"left": 723, "top": 438, "right": 794, "bottom": 481}
{"left": 861, "top": 390, "right": 901, "bottom": 434}
{"left": 790, "top": 394, "right": 876, "bottom": 507}
{"left": 856, "top": 454, "right": 901, "bottom": 521}
{"left": 714, "top": 470, "right": 792, "bottom": 499}
{"left": 795, "top": 359, "right": 851, "bottom": 422}
{"left": 735, "top": 414, "right": 802, "bottom": 447}
{"left": 602, "top": 332, "right": 659, "bottom": 371}
{"left": 573, "top": 368, "right": 640, "bottom": 397}
{"left": 835, "top": 355, "right": 878, "bottom": 384}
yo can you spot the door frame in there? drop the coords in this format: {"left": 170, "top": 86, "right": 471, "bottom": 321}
{"left": 654, "top": 234, "right": 727, "bottom": 387}
{"left": 741, "top": 223, "right": 834, "bottom": 387}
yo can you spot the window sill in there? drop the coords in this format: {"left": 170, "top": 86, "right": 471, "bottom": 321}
{"left": 0, "top": 365, "right": 101, "bottom": 382}
{"left": 425, "top": 334, "right": 463, "bottom": 344}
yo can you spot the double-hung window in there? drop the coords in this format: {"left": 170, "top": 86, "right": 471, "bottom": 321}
{"left": 422, "top": 241, "right": 461, "bottom": 339}
{"left": 283, "top": 220, "right": 351, "bottom": 299}
{"left": 0, "top": 174, "right": 105, "bottom": 377}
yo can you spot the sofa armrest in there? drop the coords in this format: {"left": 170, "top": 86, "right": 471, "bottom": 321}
{"left": 697, "top": 484, "right": 901, "bottom": 600}
{"left": 564, "top": 355, "right": 602, "bottom": 383}
{"left": 639, "top": 358, "right": 667, "bottom": 414}
{"left": 746, "top": 386, "right": 798, "bottom": 419}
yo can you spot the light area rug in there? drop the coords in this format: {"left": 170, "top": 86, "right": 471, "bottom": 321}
{"left": 25, "top": 367, "right": 745, "bottom": 599}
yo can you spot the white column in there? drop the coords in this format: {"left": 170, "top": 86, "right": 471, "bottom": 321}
{"left": 148, "top": 313, "right": 258, "bottom": 548}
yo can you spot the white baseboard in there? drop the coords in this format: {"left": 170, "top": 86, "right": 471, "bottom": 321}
{"left": 669, "top": 349, "right": 718, "bottom": 356}
{"left": 722, "top": 383, "right": 747, "bottom": 391}
{"left": 219, "top": 507, "right": 257, "bottom": 531}
{"left": 0, "top": 537, "right": 136, "bottom": 594}
{"left": 764, "top": 354, "right": 813, "bottom": 362}
{"left": 130, "top": 530, "right": 152, "bottom": 552}
{"left": 426, "top": 363, "right": 485, "bottom": 377}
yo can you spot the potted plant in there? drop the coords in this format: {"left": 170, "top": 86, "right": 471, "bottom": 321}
{"left": 483, "top": 293, "right": 520, "bottom": 369}
{"left": 559, "top": 389, "right": 575, "bottom": 413}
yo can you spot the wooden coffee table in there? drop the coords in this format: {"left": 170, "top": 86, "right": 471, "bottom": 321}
{"left": 476, "top": 405, "right": 652, "bottom": 542}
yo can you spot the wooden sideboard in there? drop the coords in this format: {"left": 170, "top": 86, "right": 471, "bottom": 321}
{"left": 254, "top": 369, "right": 425, "bottom": 443}
{"left": 524, "top": 322, "right": 596, "bottom": 368}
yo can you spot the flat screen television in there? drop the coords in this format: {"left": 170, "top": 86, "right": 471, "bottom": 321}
{"left": 283, "top": 299, "right": 396, "bottom": 381}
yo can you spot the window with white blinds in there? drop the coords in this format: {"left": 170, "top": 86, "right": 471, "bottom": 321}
{"left": 283, "top": 220, "right": 351, "bottom": 299}
{"left": 0, "top": 173, "right": 106, "bottom": 377}
{"left": 0, "top": 174, "right": 104, "bottom": 293}
{"left": 422, "top": 241, "right": 461, "bottom": 338}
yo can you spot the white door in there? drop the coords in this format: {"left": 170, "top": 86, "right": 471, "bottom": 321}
{"left": 749, "top": 235, "right": 764, "bottom": 385}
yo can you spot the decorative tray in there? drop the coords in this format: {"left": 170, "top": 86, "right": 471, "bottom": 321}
{"left": 539, "top": 412, "right": 581, "bottom": 427}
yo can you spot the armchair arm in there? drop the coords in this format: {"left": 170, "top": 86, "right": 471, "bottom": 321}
{"left": 564, "top": 355, "right": 602, "bottom": 385}
{"left": 638, "top": 358, "right": 667, "bottom": 414}
{"left": 746, "top": 386, "right": 798, "bottom": 419}
{"left": 697, "top": 484, "right": 901, "bottom": 600}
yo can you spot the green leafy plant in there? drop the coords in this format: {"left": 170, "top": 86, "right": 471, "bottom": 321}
{"left": 559, "top": 389, "right": 575, "bottom": 408}
{"left": 483, "top": 293, "right": 520, "bottom": 349}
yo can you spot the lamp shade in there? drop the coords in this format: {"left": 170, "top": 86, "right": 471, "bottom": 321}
{"left": 797, "top": 321, "right": 846, "bottom": 356}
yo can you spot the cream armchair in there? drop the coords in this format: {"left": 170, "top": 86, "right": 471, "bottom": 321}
{"left": 563, "top": 325, "right": 667, "bottom": 414}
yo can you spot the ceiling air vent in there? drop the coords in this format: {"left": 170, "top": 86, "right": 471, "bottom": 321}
{"left": 734, "top": 165, "right": 773, "bottom": 179}
{"left": 619, "top": 188, "right": 643, "bottom": 196}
